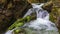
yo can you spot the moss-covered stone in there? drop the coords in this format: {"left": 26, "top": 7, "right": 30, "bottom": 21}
{"left": 49, "top": 7, "right": 59, "bottom": 23}
{"left": 0, "top": 0, "right": 32, "bottom": 33}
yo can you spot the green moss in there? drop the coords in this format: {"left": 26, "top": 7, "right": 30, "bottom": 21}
{"left": 15, "top": 22, "right": 24, "bottom": 27}
{"left": 14, "top": 29, "right": 22, "bottom": 34}
{"left": 8, "top": 16, "right": 31, "bottom": 30}
{"left": 49, "top": 7, "right": 59, "bottom": 23}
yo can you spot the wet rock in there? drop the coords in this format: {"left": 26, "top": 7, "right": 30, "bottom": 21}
{"left": 42, "top": 1, "right": 53, "bottom": 12}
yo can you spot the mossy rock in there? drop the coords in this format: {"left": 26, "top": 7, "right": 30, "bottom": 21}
{"left": 0, "top": 0, "right": 32, "bottom": 33}
{"left": 49, "top": 7, "right": 59, "bottom": 23}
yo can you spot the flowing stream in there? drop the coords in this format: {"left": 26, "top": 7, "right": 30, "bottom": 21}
{"left": 5, "top": 3, "right": 59, "bottom": 34}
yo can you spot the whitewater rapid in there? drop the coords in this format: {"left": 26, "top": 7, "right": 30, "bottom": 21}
{"left": 5, "top": 3, "right": 59, "bottom": 34}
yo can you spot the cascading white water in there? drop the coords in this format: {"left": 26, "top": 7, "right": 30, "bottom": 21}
{"left": 23, "top": 3, "right": 59, "bottom": 34}
{"left": 5, "top": 3, "right": 59, "bottom": 34}
{"left": 23, "top": 3, "right": 44, "bottom": 18}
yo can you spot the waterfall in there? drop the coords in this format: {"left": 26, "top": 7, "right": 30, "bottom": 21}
{"left": 23, "top": 3, "right": 59, "bottom": 34}
{"left": 23, "top": 3, "right": 44, "bottom": 18}
{"left": 5, "top": 3, "right": 59, "bottom": 34}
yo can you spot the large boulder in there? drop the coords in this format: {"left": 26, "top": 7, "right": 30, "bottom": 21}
{"left": 0, "top": 0, "right": 32, "bottom": 33}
